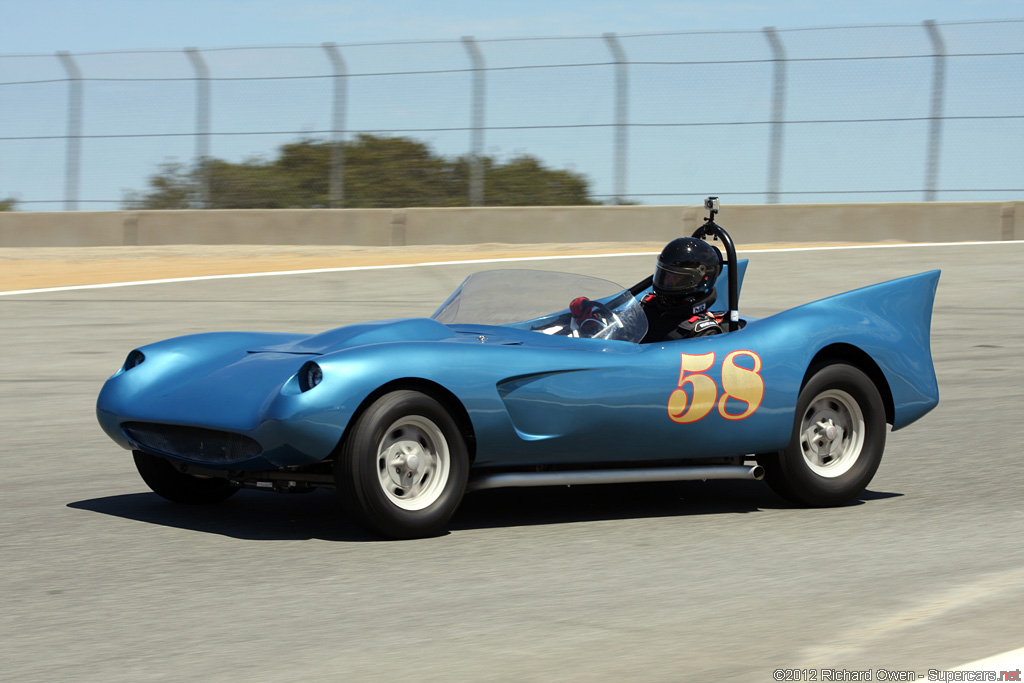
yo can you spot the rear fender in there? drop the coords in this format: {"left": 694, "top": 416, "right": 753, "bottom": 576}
{"left": 784, "top": 270, "right": 940, "bottom": 430}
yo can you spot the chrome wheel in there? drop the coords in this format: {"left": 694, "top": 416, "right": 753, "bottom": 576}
{"left": 377, "top": 415, "right": 450, "bottom": 511}
{"left": 799, "top": 388, "right": 865, "bottom": 478}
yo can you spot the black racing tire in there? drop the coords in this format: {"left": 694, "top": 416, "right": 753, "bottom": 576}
{"left": 336, "top": 390, "right": 469, "bottom": 540}
{"left": 132, "top": 450, "right": 238, "bottom": 504}
{"left": 759, "top": 363, "right": 886, "bottom": 507}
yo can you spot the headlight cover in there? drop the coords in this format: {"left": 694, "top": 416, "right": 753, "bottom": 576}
{"left": 298, "top": 361, "right": 323, "bottom": 392}
{"left": 124, "top": 349, "right": 146, "bottom": 371}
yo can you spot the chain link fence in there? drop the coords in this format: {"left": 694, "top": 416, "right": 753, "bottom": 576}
{"left": 1, "top": 19, "right": 1021, "bottom": 210}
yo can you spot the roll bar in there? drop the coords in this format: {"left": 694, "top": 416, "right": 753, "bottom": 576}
{"left": 691, "top": 197, "right": 740, "bottom": 332}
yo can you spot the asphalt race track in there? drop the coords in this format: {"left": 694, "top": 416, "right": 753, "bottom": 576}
{"left": 2, "top": 243, "right": 1023, "bottom": 682}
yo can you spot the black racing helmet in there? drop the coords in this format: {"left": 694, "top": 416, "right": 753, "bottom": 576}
{"left": 653, "top": 237, "right": 722, "bottom": 297}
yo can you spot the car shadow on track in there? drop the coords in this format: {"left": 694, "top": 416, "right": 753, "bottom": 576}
{"left": 68, "top": 490, "right": 377, "bottom": 542}
{"left": 68, "top": 482, "right": 902, "bottom": 542}
{"left": 452, "top": 481, "right": 900, "bottom": 531}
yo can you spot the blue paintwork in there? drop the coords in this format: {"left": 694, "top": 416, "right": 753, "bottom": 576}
{"left": 96, "top": 264, "right": 940, "bottom": 472}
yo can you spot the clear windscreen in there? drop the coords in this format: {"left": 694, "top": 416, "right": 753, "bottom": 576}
{"left": 431, "top": 269, "right": 648, "bottom": 343}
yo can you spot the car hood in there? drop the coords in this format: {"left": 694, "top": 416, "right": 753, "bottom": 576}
{"left": 250, "top": 318, "right": 458, "bottom": 355}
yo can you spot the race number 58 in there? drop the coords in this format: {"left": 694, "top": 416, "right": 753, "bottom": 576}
{"left": 667, "top": 351, "right": 764, "bottom": 424}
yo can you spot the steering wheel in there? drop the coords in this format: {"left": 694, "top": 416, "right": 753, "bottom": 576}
{"left": 570, "top": 299, "right": 620, "bottom": 339}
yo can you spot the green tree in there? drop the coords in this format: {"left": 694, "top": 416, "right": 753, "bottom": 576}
{"left": 480, "top": 155, "right": 594, "bottom": 206}
{"left": 0, "top": 198, "right": 17, "bottom": 211}
{"left": 122, "top": 162, "right": 195, "bottom": 210}
{"left": 124, "top": 134, "right": 597, "bottom": 209}
{"left": 341, "top": 135, "right": 463, "bottom": 208}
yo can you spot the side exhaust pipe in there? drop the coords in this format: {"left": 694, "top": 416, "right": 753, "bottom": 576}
{"left": 467, "top": 464, "right": 764, "bottom": 493}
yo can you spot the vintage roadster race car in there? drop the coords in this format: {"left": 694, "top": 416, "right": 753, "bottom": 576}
{"left": 97, "top": 202, "right": 939, "bottom": 538}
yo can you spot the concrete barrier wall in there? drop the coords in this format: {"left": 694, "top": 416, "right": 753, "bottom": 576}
{"left": 0, "top": 202, "right": 1019, "bottom": 248}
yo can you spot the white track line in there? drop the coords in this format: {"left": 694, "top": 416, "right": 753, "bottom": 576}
{"left": 1, "top": 240, "right": 1020, "bottom": 298}
{"left": 799, "top": 567, "right": 1024, "bottom": 668}
{"left": 952, "top": 646, "right": 1024, "bottom": 672}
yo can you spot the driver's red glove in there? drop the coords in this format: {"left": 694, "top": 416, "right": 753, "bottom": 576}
{"left": 569, "top": 296, "right": 596, "bottom": 322}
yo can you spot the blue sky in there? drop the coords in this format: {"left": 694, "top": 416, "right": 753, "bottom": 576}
{"left": 5, "top": 0, "right": 1022, "bottom": 54}
{"left": 1, "top": 1, "right": 1022, "bottom": 209}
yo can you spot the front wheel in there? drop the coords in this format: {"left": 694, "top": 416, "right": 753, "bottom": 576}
{"left": 133, "top": 450, "right": 238, "bottom": 504}
{"left": 336, "top": 390, "right": 469, "bottom": 539}
{"left": 760, "top": 364, "right": 886, "bottom": 507}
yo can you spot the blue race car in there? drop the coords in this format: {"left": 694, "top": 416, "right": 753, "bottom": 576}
{"left": 96, "top": 201, "right": 939, "bottom": 538}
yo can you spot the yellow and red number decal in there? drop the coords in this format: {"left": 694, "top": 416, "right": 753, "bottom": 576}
{"left": 667, "top": 352, "right": 716, "bottom": 423}
{"left": 667, "top": 350, "right": 764, "bottom": 424}
{"left": 718, "top": 350, "right": 764, "bottom": 420}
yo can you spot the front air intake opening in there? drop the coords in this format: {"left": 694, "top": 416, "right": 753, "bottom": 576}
{"left": 123, "top": 422, "right": 263, "bottom": 464}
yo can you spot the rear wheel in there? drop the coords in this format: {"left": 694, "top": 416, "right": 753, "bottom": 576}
{"left": 133, "top": 450, "right": 238, "bottom": 504}
{"left": 336, "top": 390, "right": 469, "bottom": 539}
{"left": 760, "top": 364, "right": 886, "bottom": 506}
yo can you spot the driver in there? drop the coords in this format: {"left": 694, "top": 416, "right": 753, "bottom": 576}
{"left": 640, "top": 237, "right": 723, "bottom": 343}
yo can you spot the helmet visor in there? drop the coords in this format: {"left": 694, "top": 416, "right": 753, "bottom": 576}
{"left": 654, "top": 263, "right": 708, "bottom": 293}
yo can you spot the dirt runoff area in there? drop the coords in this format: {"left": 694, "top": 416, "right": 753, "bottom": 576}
{"left": 0, "top": 241, "right": 886, "bottom": 292}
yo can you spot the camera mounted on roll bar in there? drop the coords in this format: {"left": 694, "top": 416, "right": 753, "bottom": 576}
{"left": 692, "top": 196, "right": 739, "bottom": 331}
{"left": 704, "top": 196, "right": 720, "bottom": 218}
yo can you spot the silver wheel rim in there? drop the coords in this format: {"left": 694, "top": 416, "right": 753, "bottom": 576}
{"left": 799, "top": 388, "right": 865, "bottom": 478}
{"left": 377, "top": 415, "right": 450, "bottom": 511}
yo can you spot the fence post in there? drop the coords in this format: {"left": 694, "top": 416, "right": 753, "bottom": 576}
{"left": 923, "top": 20, "right": 946, "bottom": 202}
{"left": 763, "top": 27, "right": 786, "bottom": 204}
{"left": 56, "top": 51, "right": 82, "bottom": 211}
{"left": 603, "top": 33, "right": 628, "bottom": 205}
{"left": 461, "top": 36, "right": 485, "bottom": 207}
{"left": 185, "top": 48, "right": 211, "bottom": 208}
{"left": 323, "top": 42, "right": 347, "bottom": 208}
